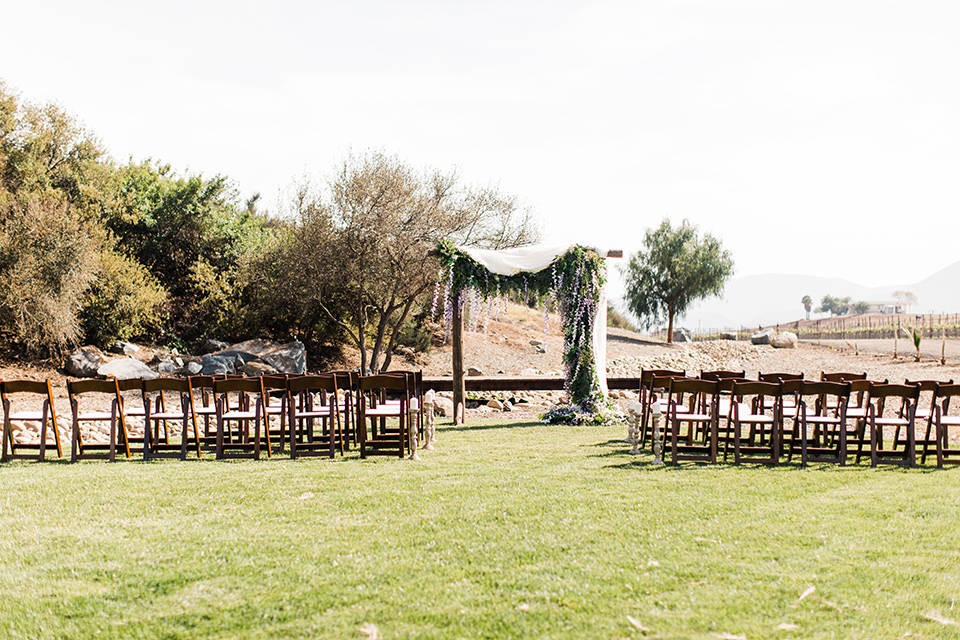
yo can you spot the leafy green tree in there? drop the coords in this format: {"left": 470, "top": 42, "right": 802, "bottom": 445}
{"left": 819, "top": 295, "right": 852, "bottom": 316}
{"left": 852, "top": 301, "right": 870, "bottom": 315}
{"left": 621, "top": 218, "right": 734, "bottom": 344}
{"left": 802, "top": 295, "right": 812, "bottom": 320}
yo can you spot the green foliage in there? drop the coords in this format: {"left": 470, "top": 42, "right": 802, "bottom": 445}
{"left": 0, "top": 195, "right": 98, "bottom": 354}
{"left": 436, "top": 241, "right": 606, "bottom": 410}
{"left": 852, "top": 300, "right": 871, "bottom": 315}
{"left": 819, "top": 294, "right": 852, "bottom": 316}
{"left": 621, "top": 218, "right": 733, "bottom": 342}
{"left": 80, "top": 249, "right": 167, "bottom": 346}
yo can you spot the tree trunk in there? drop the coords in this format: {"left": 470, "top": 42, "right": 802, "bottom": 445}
{"left": 667, "top": 302, "right": 675, "bottom": 344}
{"left": 357, "top": 297, "right": 368, "bottom": 374}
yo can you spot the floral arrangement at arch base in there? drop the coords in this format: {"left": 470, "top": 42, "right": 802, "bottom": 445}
{"left": 433, "top": 240, "right": 624, "bottom": 425}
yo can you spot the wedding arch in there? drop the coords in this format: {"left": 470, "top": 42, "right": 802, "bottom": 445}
{"left": 433, "top": 240, "right": 621, "bottom": 424}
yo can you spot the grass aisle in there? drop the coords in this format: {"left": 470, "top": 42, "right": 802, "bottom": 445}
{"left": 1, "top": 418, "right": 959, "bottom": 639}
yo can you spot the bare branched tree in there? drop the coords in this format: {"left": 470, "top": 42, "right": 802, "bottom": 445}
{"left": 265, "top": 151, "right": 540, "bottom": 372}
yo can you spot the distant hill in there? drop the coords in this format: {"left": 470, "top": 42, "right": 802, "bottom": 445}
{"left": 671, "top": 260, "right": 960, "bottom": 331}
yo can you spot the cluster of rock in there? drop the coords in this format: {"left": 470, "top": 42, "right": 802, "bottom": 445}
{"left": 5, "top": 415, "right": 174, "bottom": 449}
{"left": 64, "top": 339, "right": 307, "bottom": 380}
{"left": 606, "top": 340, "right": 770, "bottom": 377}
{"left": 750, "top": 329, "right": 798, "bottom": 348}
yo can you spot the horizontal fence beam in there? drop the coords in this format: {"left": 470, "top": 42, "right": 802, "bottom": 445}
{"left": 422, "top": 376, "right": 641, "bottom": 393}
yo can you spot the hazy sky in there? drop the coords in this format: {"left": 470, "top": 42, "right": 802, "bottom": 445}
{"left": 3, "top": 0, "right": 958, "bottom": 293}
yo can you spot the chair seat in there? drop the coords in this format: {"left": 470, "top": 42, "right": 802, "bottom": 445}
{"left": 76, "top": 411, "right": 114, "bottom": 421}
{"left": 221, "top": 410, "right": 259, "bottom": 420}
{"left": 6, "top": 410, "right": 56, "bottom": 421}
{"left": 148, "top": 411, "right": 188, "bottom": 421}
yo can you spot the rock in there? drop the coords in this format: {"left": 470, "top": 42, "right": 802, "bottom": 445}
{"left": 109, "top": 341, "right": 140, "bottom": 356}
{"left": 201, "top": 339, "right": 230, "bottom": 354}
{"left": 241, "top": 361, "right": 280, "bottom": 376}
{"left": 184, "top": 361, "right": 203, "bottom": 375}
{"left": 258, "top": 341, "right": 307, "bottom": 375}
{"left": 529, "top": 339, "right": 543, "bottom": 347}
{"left": 771, "top": 332, "right": 799, "bottom": 349}
{"left": 487, "top": 398, "right": 504, "bottom": 410}
{"left": 720, "top": 331, "right": 738, "bottom": 341}
{"left": 751, "top": 328, "right": 776, "bottom": 345}
{"left": 98, "top": 358, "right": 159, "bottom": 380}
{"left": 65, "top": 346, "right": 107, "bottom": 378}
{"left": 434, "top": 396, "right": 455, "bottom": 417}
{"left": 156, "top": 360, "right": 180, "bottom": 374}
{"left": 673, "top": 328, "right": 692, "bottom": 343}
{"left": 467, "top": 367, "right": 484, "bottom": 376}
{"left": 502, "top": 401, "right": 512, "bottom": 412}
{"left": 200, "top": 354, "right": 235, "bottom": 376}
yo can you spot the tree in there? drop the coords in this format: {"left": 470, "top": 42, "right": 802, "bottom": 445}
{"left": 253, "top": 151, "right": 540, "bottom": 373}
{"left": 818, "top": 295, "right": 851, "bottom": 316}
{"left": 852, "top": 301, "right": 870, "bottom": 315}
{"left": 892, "top": 290, "right": 917, "bottom": 312}
{"left": 801, "top": 295, "right": 812, "bottom": 320}
{"left": 621, "top": 218, "right": 734, "bottom": 344}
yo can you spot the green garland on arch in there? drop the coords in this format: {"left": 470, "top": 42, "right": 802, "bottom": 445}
{"left": 434, "top": 240, "right": 607, "bottom": 415}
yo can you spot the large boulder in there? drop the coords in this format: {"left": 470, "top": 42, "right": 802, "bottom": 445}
{"left": 771, "top": 332, "right": 799, "bottom": 349}
{"left": 434, "top": 395, "right": 455, "bottom": 417}
{"left": 673, "top": 328, "right": 692, "bottom": 343}
{"left": 201, "top": 339, "right": 230, "bottom": 354}
{"left": 211, "top": 339, "right": 307, "bottom": 374}
{"left": 98, "top": 358, "right": 158, "bottom": 380}
{"left": 751, "top": 328, "right": 776, "bottom": 345}
{"left": 200, "top": 354, "right": 235, "bottom": 376}
{"left": 720, "top": 331, "right": 738, "bottom": 341}
{"left": 240, "top": 361, "right": 279, "bottom": 376}
{"left": 259, "top": 341, "right": 306, "bottom": 375}
{"left": 109, "top": 341, "right": 140, "bottom": 356}
{"left": 65, "top": 346, "right": 107, "bottom": 378}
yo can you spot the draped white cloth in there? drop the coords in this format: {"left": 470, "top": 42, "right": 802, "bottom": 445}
{"left": 458, "top": 244, "right": 608, "bottom": 396}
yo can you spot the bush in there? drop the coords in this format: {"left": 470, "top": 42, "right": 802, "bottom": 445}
{"left": 80, "top": 249, "right": 167, "bottom": 346}
{"left": 607, "top": 302, "right": 637, "bottom": 331}
{"left": 0, "top": 195, "right": 98, "bottom": 354}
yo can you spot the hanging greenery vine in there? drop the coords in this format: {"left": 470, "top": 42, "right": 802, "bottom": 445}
{"left": 433, "top": 240, "right": 614, "bottom": 423}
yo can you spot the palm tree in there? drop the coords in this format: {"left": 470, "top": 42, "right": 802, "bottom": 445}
{"left": 801, "top": 295, "right": 812, "bottom": 320}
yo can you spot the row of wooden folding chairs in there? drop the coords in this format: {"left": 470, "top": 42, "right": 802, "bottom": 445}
{"left": 1, "top": 370, "right": 425, "bottom": 463}
{"left": 636, "top": 369, "right": 960, "bottom": 468}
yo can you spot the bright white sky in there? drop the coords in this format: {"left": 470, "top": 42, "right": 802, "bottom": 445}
{"left": 3, "top": 0, "right": 958, "bottom": 292}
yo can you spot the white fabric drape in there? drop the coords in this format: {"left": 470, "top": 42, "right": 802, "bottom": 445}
{"left": 458, "top": 243, "right": 608, "bottom": 397}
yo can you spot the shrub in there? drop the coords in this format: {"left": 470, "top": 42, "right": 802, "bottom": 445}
{"left": 80, "top": 249, "right": 167, "bottom": 346}
{"left": 0, "top": 195, "right": 98, "bottom": 354}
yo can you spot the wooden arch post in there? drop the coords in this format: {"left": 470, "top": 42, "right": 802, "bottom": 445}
{"left": 451, "top": 249, "right": 622, "bottom": 426}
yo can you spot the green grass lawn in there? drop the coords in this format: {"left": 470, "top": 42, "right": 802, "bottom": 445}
{"left": 2, "top": 417, "right": 959, "bottom": 639}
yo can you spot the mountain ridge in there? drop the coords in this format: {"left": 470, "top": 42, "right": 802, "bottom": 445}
{"left": 671, "top": 260, "right": 960, "bottom": 331}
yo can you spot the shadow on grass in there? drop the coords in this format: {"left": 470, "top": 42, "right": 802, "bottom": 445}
{"left": 441, "top": 420, "right": 546, "bottom": 432}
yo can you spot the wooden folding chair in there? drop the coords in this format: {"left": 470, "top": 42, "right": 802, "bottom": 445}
{"left": 930, "top": 383, "right": 960, "bottom": 467}
{"left": 358, "top": 374, "right": 409, "bottom": 459}
{"left": 214, "top": 378, "right": 267, "bottom": 460}
{"left": 287, "top": 374, "right": 341, "bottom": 458}
{"left": 795, "top": 380, "right": 851, "bottom": 466}
{"left": 904, "top": 379, "right": 949, "bottom": 465}
{"left": 639, "top": 370, "right": 686, "bottom": 448}
{"left": 731, "top": 380, "right": 782, "bottom": 465}
{"left": 115, "top": 378, "right": 147, "bottom": 456}
{"left": 668, "top": 378, "right": 720, "bottom": 464}
{"left": 69, "top": 379, "right": 127, "bottom": 462}
{"left": 868, "top": 382, "right": 921, "bottom": 468}
{"left": 260, "top": 374, "right": 290, "bottom": 454}
{"left": 1, "top": 379, "right": 63, "bottom": 462}
{"left": 759, "top": 372, "right": 803, "bottom": 413}
{"left": 142, "top": 378, "right": 193, "bottom": 461}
